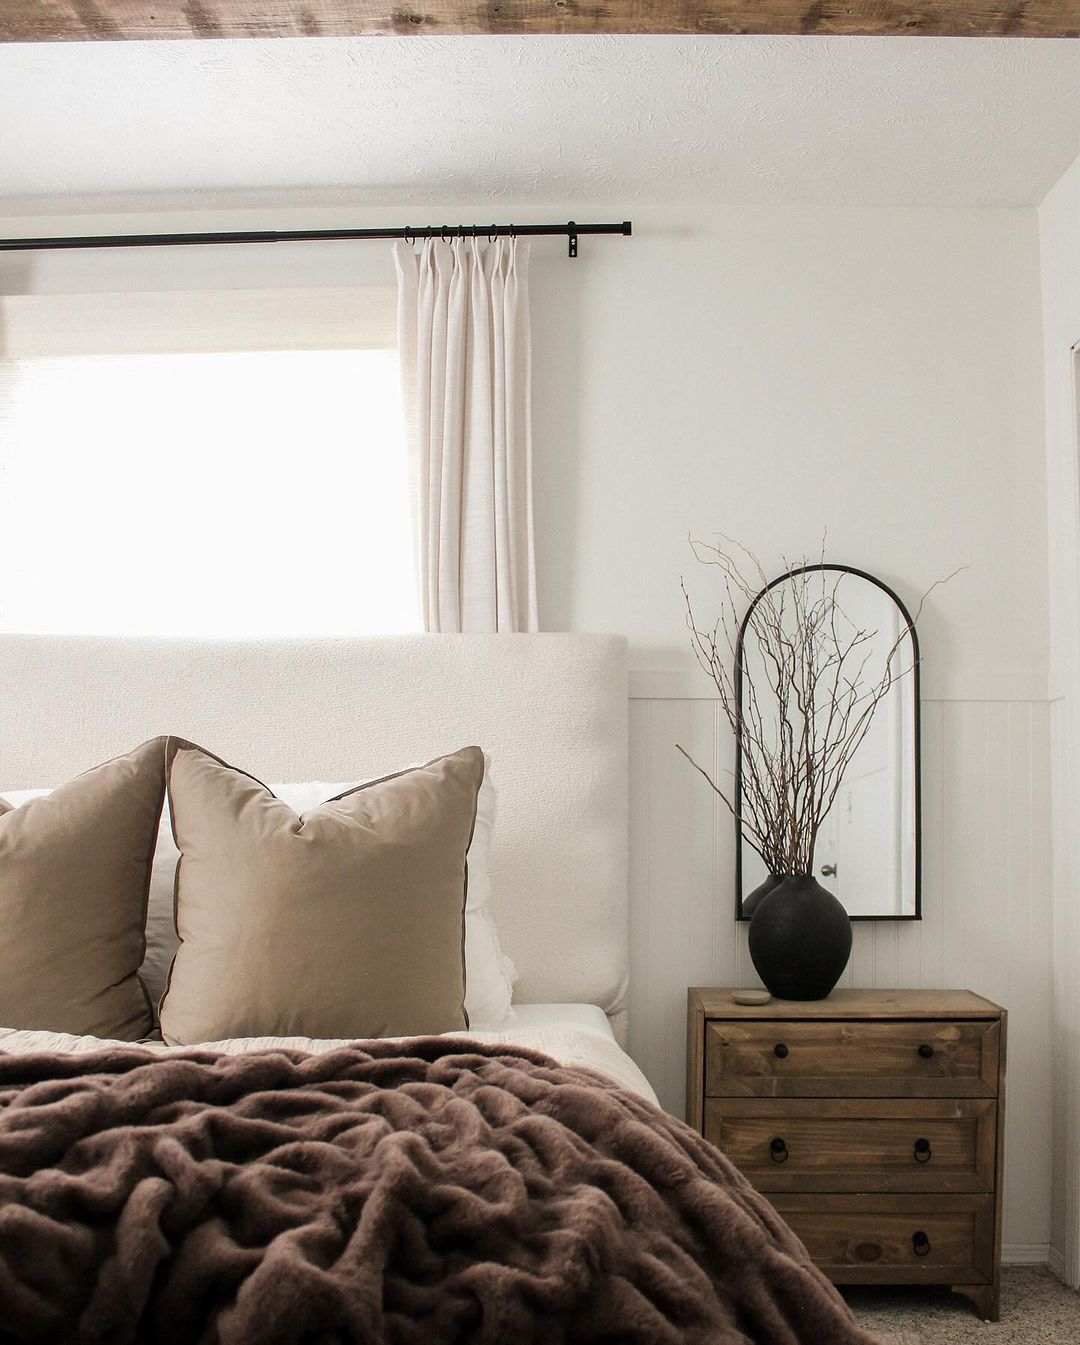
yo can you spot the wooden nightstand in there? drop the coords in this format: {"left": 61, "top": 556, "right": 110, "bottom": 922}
{"left": 687, "top": 988, "right": 1007, "bottom": 1321}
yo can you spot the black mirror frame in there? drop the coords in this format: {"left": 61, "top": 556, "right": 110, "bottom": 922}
{"left": 734, "top": 563, "right": 922, "bottom": 922}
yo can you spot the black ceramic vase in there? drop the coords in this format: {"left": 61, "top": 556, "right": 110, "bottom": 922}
{"left": 747, "top": 874, "right": 852, "bottom": 1000}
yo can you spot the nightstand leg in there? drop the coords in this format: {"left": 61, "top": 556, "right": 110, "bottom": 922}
{"left": 951, "top": 1281, "right": 1000, "bottom": 1322}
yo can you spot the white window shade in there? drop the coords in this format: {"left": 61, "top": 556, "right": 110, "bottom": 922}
{"left": 0, "top": 287, "right": 419, "bottom": 638}
{"left": 0, "top": 286, "right": 397, "bottom": 357}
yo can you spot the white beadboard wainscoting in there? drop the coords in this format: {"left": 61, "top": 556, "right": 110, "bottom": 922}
{"left": 627, "top": 675, "right": 1053, "bottom": 1260}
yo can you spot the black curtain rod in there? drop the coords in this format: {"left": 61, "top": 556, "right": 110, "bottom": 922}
{"left": 0, "top": 220, "right": 631, "bottom": 260}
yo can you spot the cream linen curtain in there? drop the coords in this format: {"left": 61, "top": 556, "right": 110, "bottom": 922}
{"left": 394, "top": 237, "right": 538, "bottom": 633}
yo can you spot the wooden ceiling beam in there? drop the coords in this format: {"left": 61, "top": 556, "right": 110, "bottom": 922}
{"left": 4, "top": 2, "right": 1080, "bottom": 43}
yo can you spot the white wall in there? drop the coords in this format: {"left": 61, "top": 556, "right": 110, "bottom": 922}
{"left": 532, "top": 205, "right": 1048, "bottom": 699}
{"left": 0, "top": 198, "right": 1053, "bottom": 1255}
{"left": 1039, "top": 155, "right": 1080, "bottom": 1286}
{"left": 533, "top": 202, "right": 1051, "bottom": 1258}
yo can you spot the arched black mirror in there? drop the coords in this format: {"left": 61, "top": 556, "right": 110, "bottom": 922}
{"left": 735, "top": 564, "right": 921, "bottom": 921}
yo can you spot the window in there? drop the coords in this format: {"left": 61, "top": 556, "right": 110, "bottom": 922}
{"left": 0, "top": 288, "right": 419, "bottom": 637}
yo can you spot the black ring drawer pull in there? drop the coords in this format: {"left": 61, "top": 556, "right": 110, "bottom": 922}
{"left": 918, "top": 1044, "right": 935, "bottom": 1059}
{"left": 770, "top": 1138, "right": 789, "bottom": 1163}
{"left": 914, "top": 1137, "right": 932, "bottom": 1163}
{"left": 774, "top": 1043, "right": 789, "bottom": 1059}
{"left": 912, "top": 1231, "right": 932, "bottom": 1257}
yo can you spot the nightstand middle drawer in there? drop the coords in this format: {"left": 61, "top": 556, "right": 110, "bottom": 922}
{"left": 704, "top": 1098, "right": 997, "bottom": 1193}
{"left": 705, "top": 1019, "right": 1000, "bottom": 1096}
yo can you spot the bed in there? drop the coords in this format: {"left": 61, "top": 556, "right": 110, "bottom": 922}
{"left": 0, "top": 633, "right": 877, "bottom": 1344}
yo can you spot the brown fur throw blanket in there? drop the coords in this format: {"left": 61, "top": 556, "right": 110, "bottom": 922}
{"left": 0, "top": 1038, "right": 879, "bottom": 1345}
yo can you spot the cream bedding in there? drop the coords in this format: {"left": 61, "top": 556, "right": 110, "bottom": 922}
{"left": 0, "top": 1002, "right": 658, "bottom": 1105}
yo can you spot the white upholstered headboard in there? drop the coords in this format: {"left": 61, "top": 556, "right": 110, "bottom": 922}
{"left": 0, "top": 633, "right": 629, "bottom": 1040}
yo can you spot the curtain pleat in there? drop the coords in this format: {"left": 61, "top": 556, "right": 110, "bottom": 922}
{"left": 394, "top": 237, "right": 537, "bottom": 633}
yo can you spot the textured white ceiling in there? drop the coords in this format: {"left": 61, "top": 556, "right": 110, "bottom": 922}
{"left": 2, "top": 34, "right": 1080, "bottom": 211}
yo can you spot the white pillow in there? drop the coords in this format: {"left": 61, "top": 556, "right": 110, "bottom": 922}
{"left": 0, "top": 755, "right": 517, "bottom": 1032}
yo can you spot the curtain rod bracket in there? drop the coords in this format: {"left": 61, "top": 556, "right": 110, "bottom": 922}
{"left": 567, "top": 222, "right": 578, "bottom": 259}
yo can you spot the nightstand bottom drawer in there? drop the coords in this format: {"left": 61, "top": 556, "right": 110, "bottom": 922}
{"left": 769, "top": 1194, "right": 995, "bottom": 1285}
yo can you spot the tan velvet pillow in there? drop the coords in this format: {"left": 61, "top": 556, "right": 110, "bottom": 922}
{"left": 0, "top": 738, "right": 167, "bottom": 1039}
{"left": 159, "top": 741, "right": 484, "bottom": 1046}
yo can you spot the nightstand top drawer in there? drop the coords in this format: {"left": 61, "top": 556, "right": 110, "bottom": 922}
{"left": 705, "top": 1018, "right": 1001, "bottom": 1097}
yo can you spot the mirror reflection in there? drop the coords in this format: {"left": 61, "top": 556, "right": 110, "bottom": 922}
{"left": 737, "top": 566, "right": 920, "bottom": 920}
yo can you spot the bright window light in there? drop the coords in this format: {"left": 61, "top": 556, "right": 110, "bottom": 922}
{"left": 0, "top": 349, "right": 420, "bottom": 636}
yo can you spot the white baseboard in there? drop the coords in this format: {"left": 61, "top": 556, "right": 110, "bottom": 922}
{"left": 1048, "top": 1244, "right": 1071, "bottom": 1285}
{"left": 1002, "top": 1242, "right": 1051, "bottom": 1265}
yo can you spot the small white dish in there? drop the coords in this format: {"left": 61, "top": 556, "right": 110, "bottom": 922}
{"left": 731, "top": 989, "right": 772, "bottom": 1005}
